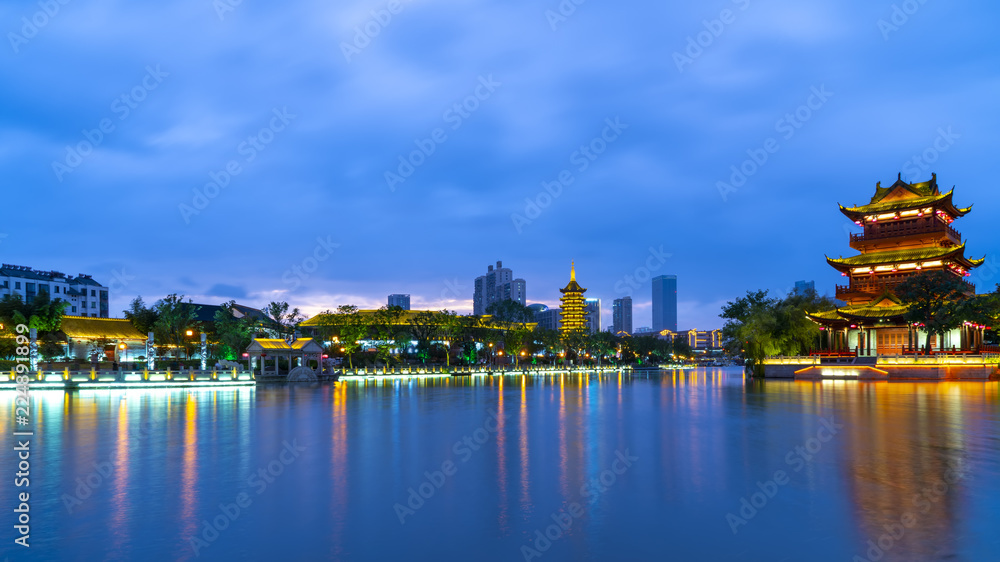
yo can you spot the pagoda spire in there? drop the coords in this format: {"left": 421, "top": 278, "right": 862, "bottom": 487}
{"left": 570, "top": 261, "right": 576, "bottom": 282}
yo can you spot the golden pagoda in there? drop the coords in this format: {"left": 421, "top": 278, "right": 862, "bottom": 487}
{"left": 809, "top": 174, "right": 985, "bottom": 355}
{"left": 559, "top": 262, "right": 588, "bottom": 338}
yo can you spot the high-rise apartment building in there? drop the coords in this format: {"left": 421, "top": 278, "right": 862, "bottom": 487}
{"left": 0, "top": 264, "right": 110, "bottom": 317}
{"left": 473, "top": 261, "right": 526, "bottom": 315}
{"left": 652, "top": 275, "right": 677, "bottom": 332}
{"left": 388, "top": 294, "right": 411, "bottom": 310}
{"left": 613, "top": 296, "right": 633, "bottom": 335}
{"left": 584, "top": 298, "right": 601, "bottom": 335}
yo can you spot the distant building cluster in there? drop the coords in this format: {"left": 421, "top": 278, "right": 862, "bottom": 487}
{"left": 388, "top": 294, "right": 411, "bottom": 310}
{"left": 473, "top": 261, "right": 526, "bottom": 315}
{"left": 0, "top": 264, "right": 109, "bottom": 317}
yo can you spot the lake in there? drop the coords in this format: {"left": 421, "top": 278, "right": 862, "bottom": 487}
{"left": 3, "top": 368, "right": 999, "bottom": 561}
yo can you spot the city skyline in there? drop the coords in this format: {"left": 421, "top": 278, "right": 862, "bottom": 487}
{"left": 3, "top": 1, "right": 998, "bottom": 332}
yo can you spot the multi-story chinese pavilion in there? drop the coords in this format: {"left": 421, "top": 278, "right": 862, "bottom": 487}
{"left": 809, "top": 174, "right": 985, "bottom": 356}
{"left": 559, "top": 263, "right": 588, "bottom": 338}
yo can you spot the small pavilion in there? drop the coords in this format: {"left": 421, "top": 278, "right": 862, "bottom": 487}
{"left": 246, "top": 338, "right": 324, "bottom": 376}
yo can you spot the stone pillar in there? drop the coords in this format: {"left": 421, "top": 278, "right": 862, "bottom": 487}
{"left": 29, "top": 328, "right": 38, "bottom": 372}
{"left": 147, "top": 332, "right": 155, "bottom": 370}
{"left": 200, "top": 333, "right": 207, "bottom": 371}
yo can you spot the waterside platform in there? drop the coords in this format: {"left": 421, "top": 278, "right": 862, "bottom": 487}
{"left": 763, "top": 355, "right": 1000, "bottom": 381}
{"left": 3, "top": 368, "right": 256, "bottom": 390}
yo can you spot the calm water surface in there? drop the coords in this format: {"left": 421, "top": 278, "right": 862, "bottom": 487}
{"left": 3, "top": 368, "right": 999, "bottom": 561}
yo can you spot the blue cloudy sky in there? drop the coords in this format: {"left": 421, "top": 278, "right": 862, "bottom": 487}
{"left": 2, "top": 0, "right": 998, "bottom": 329}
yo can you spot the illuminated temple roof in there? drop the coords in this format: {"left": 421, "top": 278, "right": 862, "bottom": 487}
{"left": 808, "top": 296, "right": 909, "bottom": 324}
{"left": 826, "top": 243, "right": 985, "bottom": 272}
{"left": 838, "top": 175, "right": 972, "bottom": 220}
{"left": 60, "top": 316, "right": 146, "bottom": 340}
{"left": 559, "top": 262, "right": 587, "bottom": 294}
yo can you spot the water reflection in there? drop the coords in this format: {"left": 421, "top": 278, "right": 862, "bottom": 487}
{"left": 1, "top": 373, "right": 997, "bottom": 561}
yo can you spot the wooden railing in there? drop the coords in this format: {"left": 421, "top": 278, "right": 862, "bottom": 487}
{"left": 837, "top": 277, "right": 974, "bottom": 298}
{"left": 850, "top": 221, "right": 961, "bottom": 245}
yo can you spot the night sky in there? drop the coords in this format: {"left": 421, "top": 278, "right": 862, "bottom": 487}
{"left": 2, "top": 0, "right": 998, "bottom": 330}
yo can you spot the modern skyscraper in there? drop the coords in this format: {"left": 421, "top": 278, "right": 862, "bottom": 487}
{"left": 474, "top": 261, "right": 526, "bottom": 315}
{"left": 793, "top": 280, "right": 815, "bottom": 295}
{"left": 584, "top": 298, "right": 601, "bottom": 335}
{"left": 388, "top": 294, "right": 411, "bottom": 310}
{"left": 613, "top": 296, "right": 633, "bottom": 335}
{"left": 559, "top": 262, "right": 587, "bottom": 338}
{"left": 652, "top": 275, "right": 677, "bottom": 332}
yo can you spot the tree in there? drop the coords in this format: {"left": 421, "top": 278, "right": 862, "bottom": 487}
{"left": 213, "top": 301, "right": 255, "bottom": 360}
{"left": 439, "top": 310, "right": 475, "bottom": 367}
{"left": 672, "top": 337, "right": 692, "bottom": 360}
{"left": 721, "top": 290, "right": 781, "bottom": 377}
{"left": 588, "top": 331, "right": 617, "bottom": 366}
{"left": 39, "top": 332, "right": 65, "bottom": 362}
{"left": 721, "top": 288, "right": 841, "bottom": 374}
{"left": 331, "top": 305, "right": 369, "bottom": 370}
{"left": 152, "top": 294, "right": 200, "bottom": 358}
{"left": 408, "top": 311, "right": 442, "bottom": 364}
{"left": 486, "top": 300, "right": 536, "bottom": 361}
{"left": 896, "top": 270, "right": 971, "bottom": 353}
{"left": 776, "top": 288, "right": 837, "bottom": 356}
{"left": 0, "top": 292, "right": 70, "bottom": 334}
{"left": 264, "top": 301, "right": 303, "bottom": 338}
{"left": 123, "top": 296, "right": 159, "bottom": 336}
{"left": 371, "top": 306, "right": 407, "bottom": 370}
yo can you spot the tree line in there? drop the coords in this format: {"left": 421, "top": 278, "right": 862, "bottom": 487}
{"left": 722, "top": 272, "right": 1000, "bottom": 376}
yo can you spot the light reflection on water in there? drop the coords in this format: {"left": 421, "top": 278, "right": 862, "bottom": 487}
{"left": 2, "top": 370, "right": 999, "bottom": 561}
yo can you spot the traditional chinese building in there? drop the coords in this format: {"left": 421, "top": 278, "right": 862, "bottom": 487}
{"left": 559, "top": 263, "right": 588, "bottom": 338}
{"left": 808, "top": 174, "right": 986, "bottom": 356}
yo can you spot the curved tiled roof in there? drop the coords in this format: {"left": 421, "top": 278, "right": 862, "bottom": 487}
{"left": 826, "top": 244, "right": 984, "bottom": 271}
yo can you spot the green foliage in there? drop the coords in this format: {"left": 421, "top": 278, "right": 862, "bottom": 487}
{"left": 39, "top": 332, "right": 65, "bottom": 361}
{"left": 0, "top": 292, "right": 70, "bottom": 334}
{"left": 123, "top": 296, "right": 158, "bottom": 336}
{"left": 896, "top": 270, "right": 973, "bottom": 353}
{"left": 721, "top": 288, "right": 836, "bottom": 376}
{"left": 152, "top": 294, "right": 200, "bottom": 357}
{"left": 371, "top": 306, "right": 408, "bottom": 369}
{"left": 212, "top": 300, "right": 255, "bottom": 360}
{"left": 264, "top": 301, "right": 304, "bottom": 338}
